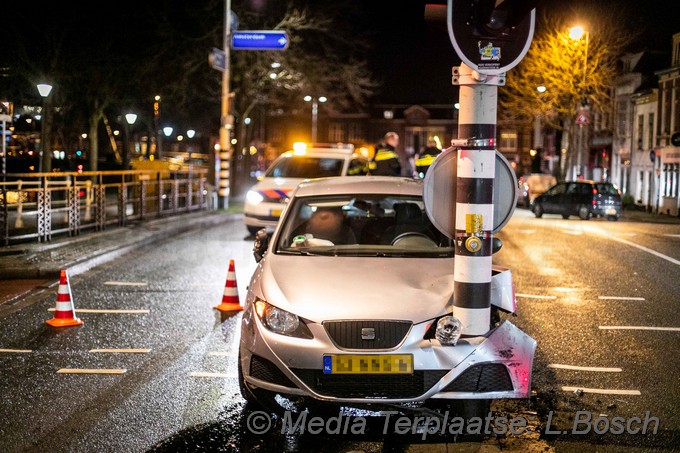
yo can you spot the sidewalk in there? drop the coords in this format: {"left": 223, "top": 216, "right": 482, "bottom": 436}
{"left": 0, "top": 209, "right": 239, "bottom": 281}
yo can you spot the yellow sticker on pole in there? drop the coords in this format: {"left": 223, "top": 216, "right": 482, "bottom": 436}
{"left": 465, "top": 214, "right": 483, "bottom": 234}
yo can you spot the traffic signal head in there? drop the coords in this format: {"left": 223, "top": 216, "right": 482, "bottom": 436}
{"left": 447, "top": 0, "right": 541, "bottom": 74}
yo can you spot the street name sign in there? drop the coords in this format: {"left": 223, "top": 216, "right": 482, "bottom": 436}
{"left": 232, "top": 31, "right": 289, "bottom": 50}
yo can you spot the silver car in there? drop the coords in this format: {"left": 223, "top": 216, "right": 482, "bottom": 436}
{"left": 239, "top": 176, "right": 535, "bottom": 415}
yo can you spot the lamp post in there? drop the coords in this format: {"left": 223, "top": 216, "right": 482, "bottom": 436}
{"left": 304, "top": 95, "right": 327, "bottom": 143}
{"left": 569, "top": 26, "right": 589, "bottom": 180}
{"left": 36, "top": 83, "right": 53, "bottom": 173}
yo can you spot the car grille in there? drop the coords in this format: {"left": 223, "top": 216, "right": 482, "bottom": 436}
{"left": 250, "top": 355, "right": 297, "bottom": 389}
{"left": 323, "top": 320, "right": 412, "bottom": 350}
{"left": 441, "top": 363, "right": 513, "bottom": 393}
{"left": 292, "top": 369, "right": 448, "bottom": 399}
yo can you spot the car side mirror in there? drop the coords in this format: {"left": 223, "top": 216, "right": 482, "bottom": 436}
{"left": 253, "top": 228, "right": 270, "bottom": 263}
{"left": 492, "top": 237, "right": 503, "bottom": 254}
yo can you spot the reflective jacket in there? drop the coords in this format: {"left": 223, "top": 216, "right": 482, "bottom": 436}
{"left": 370, "top": 147, "right": 401, "bottom": 176}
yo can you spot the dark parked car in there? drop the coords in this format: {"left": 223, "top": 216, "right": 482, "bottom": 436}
{"left": 531, "top": 180, "right": 622, "bottom": 221}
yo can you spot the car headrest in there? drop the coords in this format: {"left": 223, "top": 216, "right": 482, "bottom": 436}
{"left": 394, "top": 202, "right": 422, "bottom": 224}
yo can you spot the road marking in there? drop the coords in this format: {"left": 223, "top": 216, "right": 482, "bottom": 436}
{"left": 208, "top": 351, "right": 234, "bottom": 357}
{"left": 89, "top": 349, "right": 151, "bottom": 353}
{"left": 0, "top": 348, "right": 32, "bottom": 353}
{"left": 549, "top": 364, "right": 622, "bottom": 372}
{"left": 598, "top": 296, "right": 645, "bottom": 301}
{"left": 599, "top": 326, "right": 680, "bottom": 332}
{"left": 48, "top": 308, "right": 150, "bottom": 314}
{"left": 562, "top": 230, "right": 583, "bottom": 235}
{"left": 190, "top": 372, "right": 231, "bottom": 378}
{"left": 562, "top": 386, "right": 640, "bottom": 396}
{"left": 57, "top": 368, "right": 127, "bottom": 374}
{"left": 104, "top": 281, "right": 148, "bottom": 286}
{"left": 664, "top": 234, "right": 680, "bottom": 238}
{"left": 516, "top": 294, "right": 557, "bottom": 299}
{"left": 608, "top": 235, "right": 680, "bottom": 265}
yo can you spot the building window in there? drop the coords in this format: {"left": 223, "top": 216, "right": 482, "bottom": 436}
{"left": 499, "top": 132, "right": 518, "bottom": 151}
{"left": 647, "top": 113, "right": 654, "bottom": 150}
{"left": 664, "top": 163, "right": 679, "bottom": 197}
{"left": 328, "top": 122, "right": 344, "bottom": 142}
{"left": 637, "top": 114, "right": 644, "bottom": 150}
{"left": 348, "top": 123, "right": 363, "bottom": 142}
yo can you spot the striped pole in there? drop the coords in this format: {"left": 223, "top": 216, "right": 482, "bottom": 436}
{"left": 453, "top": 63, "right": 501, "bottom": 336}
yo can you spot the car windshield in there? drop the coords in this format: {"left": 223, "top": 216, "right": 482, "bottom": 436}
{"left": 275, "top": 194, "right": 454, "bottom": 258}
{"left": 265, "top": 156, "right": 345, "bottom": 178}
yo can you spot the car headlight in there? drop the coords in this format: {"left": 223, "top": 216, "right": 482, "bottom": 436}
{"left": 246, "top": 190, "right": 264, "bottom": 205}
{"left": 254, "top": 299, "right": 313, "bottom": 339}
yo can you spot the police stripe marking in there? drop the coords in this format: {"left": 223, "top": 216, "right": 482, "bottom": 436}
{"left": 598, "top": 296, "right": 645, "bottom": 301}
{"left": 599, "top": 326, "right": 680, "bottom": 332}
{"left": 89, "top": 349, "right": 151, "bottom": 353}
{"left": 104, "top": 281, "right": 148, "bottom": 286}
{"left": 48, "top": 308, "right": 150, "bottom": 314}
{"left": 0, "top": 348, "right": 32, "bottom": 353}
{"left": 561, "top": 386, "right": 640, "bottom": 396}
{"left": 57, "top": 369, "right": 127, "bottom": 374}
{"left": 549, "top": 364, "right": 622, "bottom": 372}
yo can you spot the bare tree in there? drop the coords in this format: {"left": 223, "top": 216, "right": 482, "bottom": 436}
{"left": 499, "top": 6, "right": 632, "bottom": 179}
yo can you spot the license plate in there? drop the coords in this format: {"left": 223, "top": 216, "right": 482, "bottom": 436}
{"left": 605, "top": 208, "right": 617, "bottom": 215}
{"left": 270, "top": 209, "right": 282, "bottom": 217}
{"left": 323, "top": 354, "right": 413, "bottom": 375}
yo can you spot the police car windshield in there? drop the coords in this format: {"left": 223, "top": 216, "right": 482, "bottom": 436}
{"left": 265, "top": 156, "right": 344, "bottom": 178}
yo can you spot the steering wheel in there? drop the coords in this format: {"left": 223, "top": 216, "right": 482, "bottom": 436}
{"left": 390, "top": 232, "right": 437, "bottom": 247}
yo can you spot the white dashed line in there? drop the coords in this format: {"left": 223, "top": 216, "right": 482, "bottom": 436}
{"left": 190, "top": 372, "right": 232, "bottom": 378}
{"left": 607, "top": 236, "right": 680, "bottom": 265}
{"left": 599, "top": 326, "right": 680, "bottom": 332}
{"left": 48, "top": 308, "right": 150, "bottom": 314}
{"left": 208, "top": 351, "right": 235, "bottom": 357}
{"left": 598, "top": 296, "right": 645, "bottom": 301}
{"left": 104, "top": 281, "right": 148, "bottom": 286}
{"left": 548, "top": 364, "right": 622, "bottom": 372}
{"left": 515, "top": 294, "right": 557, "bottom": 299}
{"left": 89, "top": 349, "right": 151, "bottom": 353}
{"left": 57, "top": 369, "right": 127, "bottom": 374}
{"left": 0, "top": 348, "right": 32, "bottom": 353}
{"left": 561, "top": 386, "right": 641, "bottom": 396}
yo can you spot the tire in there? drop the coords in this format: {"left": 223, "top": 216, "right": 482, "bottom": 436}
{"left": 237, "top": 348, "right": 260, "bottom": 406}
{"left": 578, "top": 206, "right": 591, "bottom": 220}
{"left": 533, "top": 203, "right": 543, "bottom": 218}
{"left": 607, "top": 215, "right": 619, "bottom": 221}
{"left": 561, "top": 213, "right": 570, "bottom": 219}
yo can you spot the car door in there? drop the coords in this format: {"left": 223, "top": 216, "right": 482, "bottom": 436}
{"left": 541, "top": 183, "right": 566, "bottom": 214}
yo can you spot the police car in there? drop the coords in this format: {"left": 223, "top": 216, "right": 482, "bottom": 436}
{"left": 243, "top": 143, "right": 369, "bottom": 234}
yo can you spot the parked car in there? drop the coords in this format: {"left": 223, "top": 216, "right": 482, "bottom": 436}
{"left": 531, "top": 180, "right": 622, "bottom": 220}
{"left": 243, "top": 142, "right": 369, "bottom": 235}
{"left": 240, "top": 176, "right": 535, "bottom": 417}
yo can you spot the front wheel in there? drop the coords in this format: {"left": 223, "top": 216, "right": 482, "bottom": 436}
{"left": 533, "top": 203, "right": 543, "bottom": 218}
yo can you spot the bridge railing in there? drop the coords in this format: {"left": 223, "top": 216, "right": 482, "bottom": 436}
{"left": 0, "top": 169, "right": 212, "bottom": 246}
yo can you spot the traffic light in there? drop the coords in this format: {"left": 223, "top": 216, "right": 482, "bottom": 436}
{"left": 447, "top": 0, "right": 541, "bottom": 74}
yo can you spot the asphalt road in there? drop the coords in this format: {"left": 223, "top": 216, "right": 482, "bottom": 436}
{"left": 1, "top": 209, "right": 679, "bottom": 452}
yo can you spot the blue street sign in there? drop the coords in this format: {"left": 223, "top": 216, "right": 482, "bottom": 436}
{"left": 231, "top": 31, "right": 289, "bottom": 51}
{"left": 209, "top": 47, "right": 227, "bottom": 71}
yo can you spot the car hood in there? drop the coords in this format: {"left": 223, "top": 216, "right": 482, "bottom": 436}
{"left": 258, "top": 254, "right": 454, "bottom": 324}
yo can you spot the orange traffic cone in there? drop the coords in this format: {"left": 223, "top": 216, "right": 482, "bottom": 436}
{"left": 46, "top": 269, "right": 84, "bottom": 327}
{"left": 214, "top": 259, "right": 243, "bottom": 312}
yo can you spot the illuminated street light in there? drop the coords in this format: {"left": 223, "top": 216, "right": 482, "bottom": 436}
{"left": 186, "top": 129, "right": 196, "bottom": 139}
{"left": 304, "top": 96, "right": 327, "bottom": 143}
{"left": 570, "top": 25, "right": 590, "bottom": 180}
{"left": 122, "top": 112, "right": 138, "bottom": 169}
{"left": 163, "top": 126, "right": 174, "bottom": 137}
{"left": 36, "top": 83, "right": 53, "bottom": 173}
{"left": 537, "top": 85, "right": 546, "bottom": 93}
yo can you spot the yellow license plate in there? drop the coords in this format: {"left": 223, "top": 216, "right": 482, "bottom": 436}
{"left": 270, "top": 209, "right": 282, "bottom": 217}
{"left": 323, "top": 354, "right": 413, "bottom": 374}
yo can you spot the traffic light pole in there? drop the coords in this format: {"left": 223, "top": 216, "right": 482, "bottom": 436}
{"left": 452, "top": 63, "right": 505, "bottom": 335}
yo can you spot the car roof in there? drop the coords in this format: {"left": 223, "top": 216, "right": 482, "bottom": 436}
{"left": 293, "top": 176, "right": 423, "bottom": 197}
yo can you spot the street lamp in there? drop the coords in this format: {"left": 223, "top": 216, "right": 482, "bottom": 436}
{"left": 304, "top": 95, "right": 327, "bottom": 143}
{"left": 570, "top": 25, "right": 590, "bottom": 180}
{"left": 36, "top": 83, "right": 53, "bottom": 173}
{"left": 122, "top": 113, "right": 137, "bottom": 169}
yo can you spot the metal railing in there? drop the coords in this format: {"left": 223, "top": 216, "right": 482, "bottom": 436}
{"left": 1, "top": 169, "right": 211, "bottom": 246}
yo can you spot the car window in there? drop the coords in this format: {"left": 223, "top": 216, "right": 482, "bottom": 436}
{"left": 266, "top": 156, "right": 345, "bottom": 178}
{"left": 546, "top": 183, "right": 566, "bottom": 196}
{"left": 596, "top": 183, "right": 619, "bottom": 196}
{"left": 275, "top": 194, "right": 453, "bottom": 257}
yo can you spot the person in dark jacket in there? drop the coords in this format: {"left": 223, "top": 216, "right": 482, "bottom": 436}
{"left": 370, "top": 131, "right": 401, "bottom": 176}
{"left": 415, "top": 138, "right": 442, "bottom": 178}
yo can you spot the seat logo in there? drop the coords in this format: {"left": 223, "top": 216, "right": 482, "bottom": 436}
{"left": 361, "top": 327, "right": 376, "bottom": 340}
